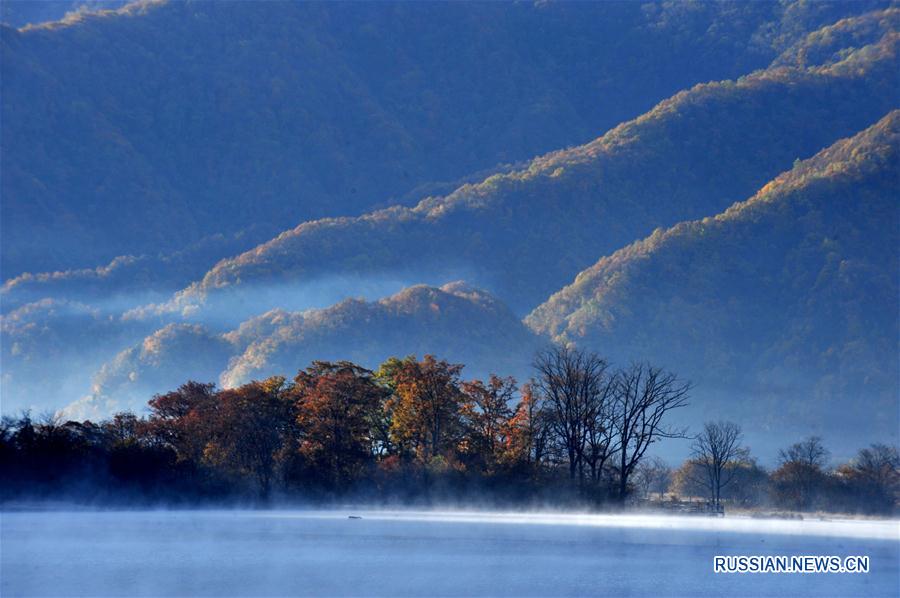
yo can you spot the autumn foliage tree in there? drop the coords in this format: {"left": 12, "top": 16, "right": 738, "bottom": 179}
{"left": 202, "top": 377, "right": 293, "bottom": 498}
{"left": 835, "top": 444, "right": 900, "bottom": 513}
{"left": 386, "top": 355, "right": 465, "bottom": 465}
{"left": 145, "top": 381, "right": 219, "bottom": 463}
{"left": 292, "top": 361, "right": 388, "bottom": 491}
{"left": 502, "top": 382, "right": 548, "bottom": 473}
{"left": 460, "top": 375, "right": 515, "bottom": 473}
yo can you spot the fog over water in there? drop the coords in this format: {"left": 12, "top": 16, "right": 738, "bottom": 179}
{"left": 2, "top": 509, "right": 898, "bottom": 597}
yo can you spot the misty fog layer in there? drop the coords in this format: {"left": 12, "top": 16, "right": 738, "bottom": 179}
{"left": 2, "top": 274, "right": 445, "bottom": 417}
{"left": 2, "top": 510, "right": 898, "bottom": 597}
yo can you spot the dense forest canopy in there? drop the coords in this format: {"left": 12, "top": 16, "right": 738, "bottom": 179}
{"left": 7, "top": 0, "right": 880, "bottom": 275}
{"left": 172, "top": 20, "right": 899, "bottom": 318}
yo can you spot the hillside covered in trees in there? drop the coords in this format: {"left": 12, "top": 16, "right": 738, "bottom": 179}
{"left": 68, "top": 283, "right": 540, "bottom": 420}
{"left": 527, "top": 112, "right": 900, "bottom": 446}
{"left": 6, "top": 0, "right": 876, "bottom": 276}
{"left": 167, "top": 14, "right": 899, "bottom": 318}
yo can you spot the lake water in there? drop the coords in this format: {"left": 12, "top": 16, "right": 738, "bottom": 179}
{"left": 2, "top": 509, "right": 898, "bottom": 597}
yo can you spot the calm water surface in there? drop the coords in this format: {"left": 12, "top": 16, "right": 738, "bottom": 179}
{"left": 2, "top": 509, "right": 898, "bottom": 597}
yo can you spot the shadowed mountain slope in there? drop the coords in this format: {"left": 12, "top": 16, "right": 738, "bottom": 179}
{"left": 6, "top": 0, "right": 872, "bottom": 275}
{"left": 173, "top": 25, "right": 899, "bottom": 317}
{"left": 526, "top": 111, "right": 900, "bottom": 451}
{"left": 219, "top": 281, "right": 541, "bottom": 388}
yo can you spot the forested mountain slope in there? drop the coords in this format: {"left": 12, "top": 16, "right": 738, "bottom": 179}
{"left": 68, "top": 282, "right": 540, "bottom": 418}
{"left": 5, "top": 0, "right": 868, "bottom": 275}
{"left": 527, "top": 111, "right": 900, "bottom": 448}
{"left": 774, "top": 6, "right": 900, "bottom": 68}
{"left": 174, "top": 24, "right": 899, "bottom": 316}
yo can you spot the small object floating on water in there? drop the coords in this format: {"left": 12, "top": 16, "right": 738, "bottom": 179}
{"left": 348, "top": 515, "right": 362, "bottom": 520}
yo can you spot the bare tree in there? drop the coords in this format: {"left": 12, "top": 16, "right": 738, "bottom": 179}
{"left": 836, "top": 444, "right": 900, "bottom": 513}
{"left": 691, "top": 420, "right": 745, "bottom": 509}
{"left": 779, "top": 436, "right": 829, "bottom": 468}
{"left": 633, "top": 456, "right": 672, "bottom": 500}
{"left": 583, "top": 382, "right": 617, "bottom": 483}
{"left": 532, "top": 345, "right": 611, "bottom": 482}
{"left": 611, "top": 362, "right": 690, "bottom": 500}
{"left": 852, "top": 444, "right": 900, "bottom": 491}
{"left": 772, "top": 436, "right": 831, "bottom": 511}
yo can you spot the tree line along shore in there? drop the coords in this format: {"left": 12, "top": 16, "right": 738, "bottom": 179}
{"left": 1, "top": 347, "right": 897, "bottom": 515}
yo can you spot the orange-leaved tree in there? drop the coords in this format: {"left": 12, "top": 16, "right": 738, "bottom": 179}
{"left": 460, "top": 374, "right": 516, "bottom": 473}
{"left": 292, "top": 361, "right": 388, "bottom": 490}
{"left": 386, "top": 355, "right": 464, "bottom": 464}
{"left": 502, "top": 382, "right": 548, "bottom": 472}
{"left": 202, "top": 376, "right": 293, "bottom": 499}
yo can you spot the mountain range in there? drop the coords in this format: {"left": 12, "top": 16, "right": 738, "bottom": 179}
{"left": 1, "top": 1, "right": 897, "bottom": 461}
{"left": 177, "top": 21, "right": 898, "bottom": 317}
{"left": 65, "top": 110, "right": 899, "bottom": 455}
{"left": 8, "top": 0, "right": 871, "bottom": 276}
